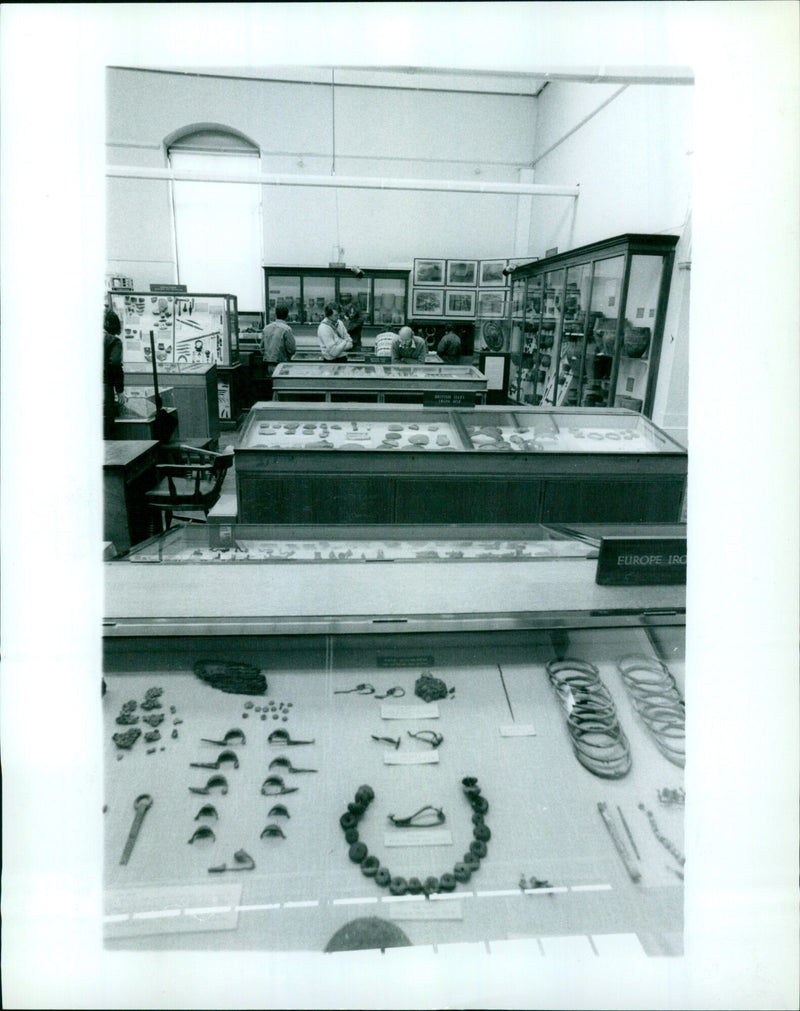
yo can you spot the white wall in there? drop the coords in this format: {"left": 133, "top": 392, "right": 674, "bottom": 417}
{"left": 106, "top": 68, "right": 539, "bottom": 285}
{"left": 529, "top": 81, "right": 693, "bottom": 253}
{"left": 528, "top": 80, "right": 693, "bottom": 438}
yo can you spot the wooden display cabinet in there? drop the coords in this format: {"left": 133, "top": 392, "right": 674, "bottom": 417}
{"left": 506, "top": 234, "right": 678, "bottom": 418}
{"left": 263, "top": 266, "right": 410, "bottom": 347}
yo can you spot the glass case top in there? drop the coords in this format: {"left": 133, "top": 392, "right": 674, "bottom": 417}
{"left": 240, "top": 411, "right": 465, "bottom": 451}
{"left": 123, "top": 522, "right": 598, "bottom": 564}
{"left": 238, "top": 404, "right": 686, "bottom": 454}
{"left": 543, "top": 410, "right": 685, "bottom": 452}
{"left": 272, "top": 363, "right": 483, "bottom": 381}
{"left": 123, "top": 361, "right": 215, "bottom": 376}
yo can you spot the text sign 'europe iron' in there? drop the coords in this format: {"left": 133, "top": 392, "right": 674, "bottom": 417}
{"left": 596, "top": 537, "right": 687, "bottom": 586}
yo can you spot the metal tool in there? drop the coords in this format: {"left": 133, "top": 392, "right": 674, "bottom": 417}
{"left": 119, "top": 793, "right": 153, "bottom": 865}
{"left": 268, "top": 756, "right": 317, "bottom": 774}
{"left": 597, "top": 801, "right": 641, "bottom": 883}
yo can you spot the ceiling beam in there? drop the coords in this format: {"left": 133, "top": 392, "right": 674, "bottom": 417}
{"left": 106, "top": 165, "right": 580, "bottom": 197}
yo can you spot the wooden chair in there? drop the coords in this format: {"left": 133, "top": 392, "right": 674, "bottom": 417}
{"left": 145, "top": 444, "right": 234, "bottom": 530}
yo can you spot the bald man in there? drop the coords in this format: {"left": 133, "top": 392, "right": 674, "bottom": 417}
{"left": 390, "top": 325, "right": 428, "bottom": 364}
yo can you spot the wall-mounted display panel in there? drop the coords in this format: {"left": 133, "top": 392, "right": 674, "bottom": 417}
{"left": 110, "top": 291, "right": 240, "bottom": 368}
{"left": 446, "top": 259, "right": 478, "bottom": 286}
{"left": 444, "top": 290, "right": 476, "bottom": 317}
{"left": 412, "top": 258, "right": 445, "bottom": 286}
{"left": 478, "top": 259, "right": 508, "bottom": 286}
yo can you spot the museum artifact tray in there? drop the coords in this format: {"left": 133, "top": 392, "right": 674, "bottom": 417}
{"left": 234, "top": 404, "right": 687, "bottom": 525}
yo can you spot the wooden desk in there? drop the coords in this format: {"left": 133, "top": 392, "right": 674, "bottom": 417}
{"left": 103, "top": 440, "right": 159, "bottom": 554}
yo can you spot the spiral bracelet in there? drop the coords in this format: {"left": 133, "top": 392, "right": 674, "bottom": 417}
{"left": 616, "top": 654, "right": 685, "bottom": 768}
{"left": 546, "top": 658, "right": 632, "bottom": 779}
{"left": 339, "top": 777, "right": 491, "bottom": 896}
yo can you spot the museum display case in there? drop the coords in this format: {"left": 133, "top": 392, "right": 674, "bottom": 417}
{"left": 505, "top": 235, "right": 679, "bottom": 418}
{"left": 110, "top": 291, "right": 240, "bottom": 367}
{"left": 103, "top": 523, "right": 685, "bottom": 957}
{"left": 123, "top": 362, "right": 220, "bottom": 440}
{"left": 109, "top": 291, "right": 241, "bottom": 422}
{"left": 270, "top": 362, "right": 488, "bottom": 404}
{"left": 233, "top": 403, "right": 687, "bottom": 525}
{"left": 263, "top": 267, "right": 410, "bottom": 345}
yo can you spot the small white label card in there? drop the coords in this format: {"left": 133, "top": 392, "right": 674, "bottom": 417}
{"left": 384, "top": 828, "right": 452, "bottom": 848}
{"left": 382, "top": 704, "right": 439, "bottom": 720}
{"left": 499, "top": 724, "right": 537, "bottom": 737}
{"left": 389, "top": 899, "right": 463, "bottom": 921}
{"left": 384, "top": 751, "right": 439, "bottom": 766}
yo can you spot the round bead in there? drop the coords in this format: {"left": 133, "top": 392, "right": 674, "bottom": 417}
{"left": 344, "top": 828, "right": 359, "bottom": 845}
{"left": 348, "top": 800, "right": 366, "bottom": 817}
{"left": 424, "top": 876, "right": 439, "bottom": 894}
{"left": 340, "top": 812, "right": 357, "bottom": 831}
{"left": 389, "top": 876, "right": 408, "bottom": 895}
{"left": 407, "top": 877, "right": 424, "bottom": 894}
{"left": 361, "top": 856, "right": 379, "bottom": 877}
{"left": 348, "top": 842, "right": 368, "bottom": 864}
{"left": 470, "top": 839, "right": 488, "bottom": 859}
{"left": 375, "top": 867, "right": 391, "bottom": 888}
{"left": 439, "top": 873, "right": 456, "bottom": 892}
{"left": 474, "top": 824, "right": 491, "bottom": 842}
{"left": 472, "top": 812, "right": 485, "bottom": 826}
{"left": 471, "top": 797, "right": 489, "bottom": 815}
{"left": 453, "top": 861, "right": 472, "bottom": 882}
{"left": 355, "top": 785, "right": 375, "bottom": 805}
{"left": 464, "top": 851, "right": 481, "bottom": 869}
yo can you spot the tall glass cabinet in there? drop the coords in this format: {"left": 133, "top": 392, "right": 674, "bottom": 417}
{"left": 506, "top": 234, "right": 679, "bottom": 418}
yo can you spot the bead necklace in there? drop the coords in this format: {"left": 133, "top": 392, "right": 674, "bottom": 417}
{"left": 339, "top": 777, "right": 491, "bottom": 896}
{"left": 639, "top": 802, "right": 685, "bottom": 867}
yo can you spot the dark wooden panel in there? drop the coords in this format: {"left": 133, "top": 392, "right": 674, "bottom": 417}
{"left": 540, "top": 477, "right": 685, "bottom": 523}
{"left": 238, "top": 474, "right": 393, "bottom": 524}
{"left": 394, "top": 478, "right": 543, "bottom": 524}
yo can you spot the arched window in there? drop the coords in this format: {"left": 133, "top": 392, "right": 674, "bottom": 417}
{"left": 167, "top": 127, "right": 263, "bottom": 310}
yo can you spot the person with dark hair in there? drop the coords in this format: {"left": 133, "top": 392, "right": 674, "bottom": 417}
{"left": 344, "top": 304, "right": 364, "bottom": 351}
{"left": 103, "top": 308, "right": 125, "bottom": 438}
{"left": 437, "top": 329, "right": 462, "bottom": 364}
{"left": 317, "top": 303, "right": 353, "bottom": 362}
{"left": 260, "top": 305, "right": 297, "bottom": 375}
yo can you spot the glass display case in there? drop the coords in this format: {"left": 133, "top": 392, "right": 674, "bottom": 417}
{"left": 263, "top": 267, "right": 410, "bottom": 330}
{"left": 236, "top": 311, "right": 265, "bottom": 353}
{"left": 110, "top": 291, "right": 240, "bottom": 368}
{"left": 122, "top": 362, "right": 220, "bottom": 440}
{"left": 102, "top": 525, "right": 685, "bottom": 959}
{"left": 505, "top": 235, "right": 678, "bottom": 418}
{"left": 270, "top": 362, "right": 488, "bottom": 404}
{"left": 234, "top": 403, "right": 687, "bottom": 525}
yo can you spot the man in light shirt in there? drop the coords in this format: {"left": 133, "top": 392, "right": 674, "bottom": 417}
{"left": 317, "top": 304, "right": 353, "bottom": 361}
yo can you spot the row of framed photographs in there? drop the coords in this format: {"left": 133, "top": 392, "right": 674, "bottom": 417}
{"left": 414, "top": 258, "right": 510, "bottom": 288}
{"left": 412, "top": 287, "right": 508, "bottom": 318}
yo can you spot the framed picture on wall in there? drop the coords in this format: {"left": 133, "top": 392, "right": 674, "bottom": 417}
{"left": 477, "top": 289, "right": 507, "bottom": 318}
{"left": 444, "top": 289, "right": 476, "bottom": 317}
{"left": 413, "top": 258, "right": 445, "bottom": 286}
{"left": 479, "top": 259, "right": 508, "bottom": 286}
{"left": 412, "top": 288, "right": 445, "bottom": 316}
{"left": 446, "top": 259, "right": 478, "bottom": 286}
